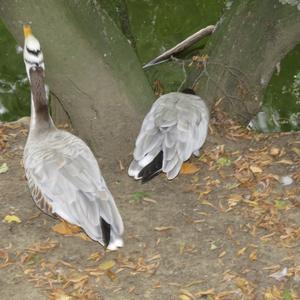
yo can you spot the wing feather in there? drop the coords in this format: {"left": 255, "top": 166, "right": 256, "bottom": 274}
{"left": 128, "top": 92, "right": 209, "bottom": 181}
{"left": 24, "top": 130, "right": 124, "bottom": 245}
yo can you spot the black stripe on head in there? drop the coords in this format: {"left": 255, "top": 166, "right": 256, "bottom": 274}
{"left": 26, "top": 47, "right": 41, "bottom": 56}
{"left": 181, "top": 88, "right": 196, "bottom": 95}
{"left": 25, "top": 58, "right": 44, "bottom": 66}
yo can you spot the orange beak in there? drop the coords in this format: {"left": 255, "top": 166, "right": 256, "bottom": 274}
{"left": 23, "top": 24, "right": 32, "bottom": 38}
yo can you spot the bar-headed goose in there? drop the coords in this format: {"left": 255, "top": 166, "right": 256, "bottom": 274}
{"left": 22, "top": 25, "right": 124, "bottom": 250}
{"left": 128, "top": 89, "right": 209, "bottom": 182}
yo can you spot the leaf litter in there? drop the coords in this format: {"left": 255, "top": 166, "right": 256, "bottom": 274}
{"left": 1, "top": 114, "right": 300, "bottom": 299}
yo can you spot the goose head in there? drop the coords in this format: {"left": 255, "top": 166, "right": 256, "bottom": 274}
{"left": 23, "top": 24, "right": 45, "bottom": 80}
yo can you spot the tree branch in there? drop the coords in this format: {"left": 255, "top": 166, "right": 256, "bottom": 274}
{"left": 143, "top": 25, "right": 215, "bottom": 69}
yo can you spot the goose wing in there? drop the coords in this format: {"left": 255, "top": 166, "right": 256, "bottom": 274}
{"left": 128, "top": 92, "right": 209, "bottom": 180}
{"left": 24, "top": 130, "right": 124, "bottom": 246}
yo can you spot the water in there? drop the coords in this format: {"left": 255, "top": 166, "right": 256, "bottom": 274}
{"left": 0, "top": 20, "right": 30, "bottom": 122}
{"left": 253, "top": 44, "right": 300, "bottom": 132}
{"left": 0, "top": 1, "right": 299, "bottom": 132}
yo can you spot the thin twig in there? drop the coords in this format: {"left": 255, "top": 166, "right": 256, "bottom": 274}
{"left": 143, "top": 25, "right": 215, "bottom": 69}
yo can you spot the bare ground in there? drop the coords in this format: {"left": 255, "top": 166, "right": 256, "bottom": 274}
{"left": 1, "top": 110, "right": 300, "bottom": 300}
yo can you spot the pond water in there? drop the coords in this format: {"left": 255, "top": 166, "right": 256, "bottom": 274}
{"left": 0, "top": 21, "right": 30, "bottom": 122}
{"left": 0, "top": 1, "right": 299, "bottom": 132}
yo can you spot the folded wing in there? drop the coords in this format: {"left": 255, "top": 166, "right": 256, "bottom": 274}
{"left": 24, "top": 130, "right": 124, "bottom": 247}
{"left": 128, "top": 92, "right": 209, "bottom": 181}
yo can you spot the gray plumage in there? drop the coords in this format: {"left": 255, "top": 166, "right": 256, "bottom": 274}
{"left": 24, "top": 128, "right": 124, "bottom": 249}
{"left": 23, "top": 28, "right": 123, "bottom": 250}
{"left": 128, "top": 92, "right": 209, "bottom": 180}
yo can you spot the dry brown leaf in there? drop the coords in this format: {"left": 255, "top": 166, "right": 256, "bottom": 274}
{"left": 88, "top": 252, "right": 103, "bottom": 262}
{"left": 99, "top": 260, "right": 115, "bottom": 271}
{"left": 200, "top": 199, "right": 216, "bottom": 208}
{"left": 264, "top": 286, "right": 282, "bottom": 300}
{"left": 194, "top": 288, "right": 215, "bottom": 296}
{"left": 180, "top": 289, "right": 195, "bottom": 300}
{"left": 237, "top": 247, "right": 247, "bottom": 256}
{"left": 52, "top": 221, "right": 81, "bottom": 236}
{"left": 49, "top": 289, "right": 72, "bottom": 300}
{"left": 219, "top": 251, "right": 226, "bottom": 258}
{"left": 74, "top": 232, "right": 92, "bottom": 242}
{"left": 106, "top": 269, "right": 117, "bottom": 281}
{"left": 270, "top": 147, "right": 280, "bottom": 156}
{"left": 227, "top": 194, "right": 243, "bottom": 208}
{"left": 180, "top": 294, "right": 191, "bottom": 300}
{"left": 154, "top": 226, "right": 174, "bottom": 232}
{"left": 249, "top": 250, "right": 257, "bottom": 261}
{"left": 180, "top": 163, "right": 200, "bottom": 175}
{"left": 250, "top": 165, "right": 263, "bottom": 173}
{"left": 235, "top": 277, "right": 253, "bottom": 294}
{"left": 276, "top": 159, "right": 294, "bottom": 165}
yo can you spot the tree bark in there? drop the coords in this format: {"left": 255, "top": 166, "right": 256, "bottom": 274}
{"left": 186, "top": 0, "right": 300, "bottom": 124}
{"left": 0, "top": 0, "right": 153, "bottom": 166}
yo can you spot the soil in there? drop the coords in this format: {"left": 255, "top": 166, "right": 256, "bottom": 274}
{"left": 0, "top": 112, "right": 300, "bottom": 300}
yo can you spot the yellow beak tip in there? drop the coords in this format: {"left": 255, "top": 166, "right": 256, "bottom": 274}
{"left": 23, "top": 24, "right": 32, "bottom": 38}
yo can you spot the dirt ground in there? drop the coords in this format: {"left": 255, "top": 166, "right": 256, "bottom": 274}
{"left": 1, "top": 110, "right": 300, "bottom": 300}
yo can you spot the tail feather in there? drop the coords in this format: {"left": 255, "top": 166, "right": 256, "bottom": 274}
{"left": 100, "top": 217, "right": 111, "bottom": 247}
{"left": 138, "top": 151, "right": 163, "bottom": 183}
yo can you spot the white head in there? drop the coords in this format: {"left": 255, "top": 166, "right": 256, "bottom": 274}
{"left": 23, "top": 24, "right": 45, "bottom": 80}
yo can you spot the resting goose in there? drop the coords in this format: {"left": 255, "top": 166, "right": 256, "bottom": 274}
{"left": 128, "top": 89, "right": 209, "bottom": 182}
{"left": 22, "top": 25, "right": 124, "bottom": 250}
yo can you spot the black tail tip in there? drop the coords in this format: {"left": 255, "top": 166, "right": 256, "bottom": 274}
{"left": 181, "top": 88, "right": 195, "bottom": 95}
{"left": 101, "top": 218, "right": 111, "bottom": 247}
{"left": 138, "top": 151, "right": 163, "bottom": 183}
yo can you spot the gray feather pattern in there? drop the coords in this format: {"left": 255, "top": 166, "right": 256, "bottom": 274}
{"left": 24, "top": 129, "right": 124, "bottom": 246}
{"left": 128, "top": 92, "right": 209, "bottom": 180}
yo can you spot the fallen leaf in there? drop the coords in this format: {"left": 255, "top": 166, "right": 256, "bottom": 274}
{"left": 74, "top": 232, "right": 92, "bottom": 241}
{"left": 106, "top": 269, "right": 117, "bottom": 281}
{"left": 88, "top": 252, "right": 103, "bottom": 262}
{"left": 237, "top": 247, "right": 247, "bottom": 256}
{"left": 216, "top": 157, "right": 231, "bottom": 167}
{"left": 249, "top": 250, "right": 257, "bottom": 261}
{"left": 179, "top": 295, "right": 191, "bottom": 300}
{"left": 227, "top": 194, "right": 243, "bottom": 207}
{"left": 270, "top": 147, "right": 280, "bottom": 156}
{"left": 154, "top": 226, "right": 174, "bottom": 232}
{"left": 291, "top": 147, "right": 300, "bottom": 156}
{"left": 219, "top": 251, "right": 226, "bottom": 258}
{"left": 180, "top": 163, "right": 200, "bottom": 175}
{"left": 210, "top": 241, "right": 218, "bottom": 250}
{"left": 194, "top": 288, "right": 214, "bottom": 296}
{"left": 250, "top": 165, "right": 263, "bottom": 173}
{"left": 200, "top": 199, "right": 215, "bottom": 208}
{"left": 3, "top": 214, "right": 21, "bottom": 223}
{"left": 49, "top": 289, "right": 72, "bottom": 300}
{"left": 269, "top": 267, "right": 288, "bottom": 281}
{"left": 179, "top": 289, "right": 195, "bottom": 300}
{"left": 276, "top": 159, "right": 294, "bottom": 165}
{"left": 99, "top": 260, "right": 115, "bottom": 271}
{"left": 274, "top": 199, "right": 288, "bottom": 210}
{"left": 0, "top": 163, "right": 8, "bottom": 174}
{"left": 264, "top": 286, "right": 282, "bottom": 300}
{"left": 142, "top": 197, "right": 157, "bottom": 204}
{"left": 52, "top": 221, "right": 81, "bottom": 235}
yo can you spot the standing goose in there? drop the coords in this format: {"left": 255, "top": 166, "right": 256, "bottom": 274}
{"left": 128, "top": 89, "right": 209, "bottom": 182}
{"left": 22, "top": 25, "right": 124, "bottom": 250}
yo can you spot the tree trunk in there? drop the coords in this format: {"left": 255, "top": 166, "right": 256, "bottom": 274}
{"left": 0, "top": 0, "right": 153, "bottom": 166}
{"left": 186, "top": 0, "right": 300, "bottom": 124}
